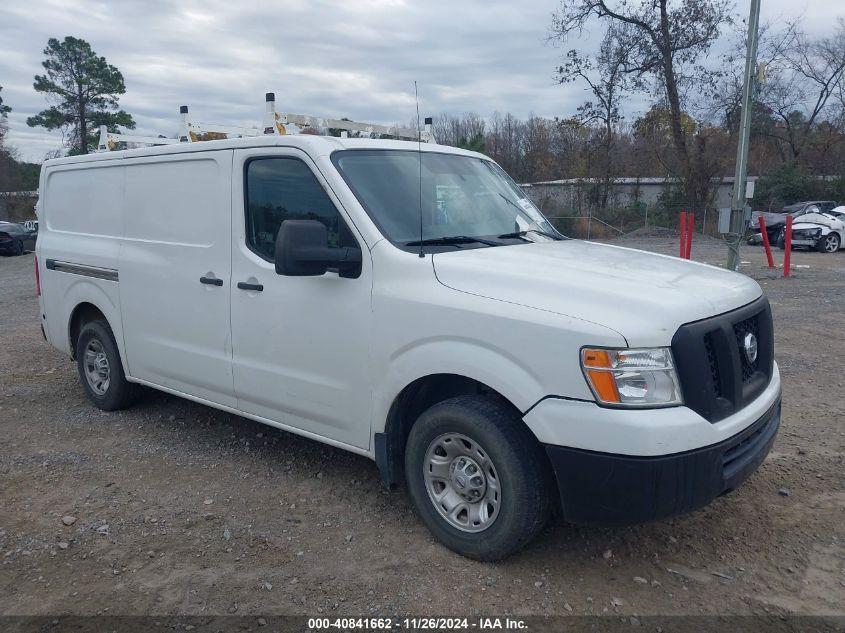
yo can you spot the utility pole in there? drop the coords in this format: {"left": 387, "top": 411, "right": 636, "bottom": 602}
{"left": 726, "top": 0, "right": 761, "bottom": 271}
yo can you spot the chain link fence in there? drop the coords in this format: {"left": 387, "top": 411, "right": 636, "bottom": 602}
{"left": 537, "top": 205, "right": 723, "bottom": 241}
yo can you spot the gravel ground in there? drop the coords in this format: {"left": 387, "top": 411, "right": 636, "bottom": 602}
{"left": 0, "top": 239, "right": 843, "bottom": 619}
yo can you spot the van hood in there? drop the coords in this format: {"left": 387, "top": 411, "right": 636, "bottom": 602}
{"left": 432, "top": 240, "right": 762, "bottom": 346}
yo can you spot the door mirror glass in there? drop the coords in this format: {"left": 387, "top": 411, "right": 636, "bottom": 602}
{"left": 275, "top": 219, "right": 362, "bottom": 277}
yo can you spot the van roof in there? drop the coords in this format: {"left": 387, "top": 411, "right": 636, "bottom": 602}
{"left": 43, "top": 135, "right": 483, "bottom": 167}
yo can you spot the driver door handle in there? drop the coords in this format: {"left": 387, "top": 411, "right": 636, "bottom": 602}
{"left": 237, "top": 281, "right": 264, "bottom": 292}
{"left": 200, "top": 276, "right": 223, "bottom": 286}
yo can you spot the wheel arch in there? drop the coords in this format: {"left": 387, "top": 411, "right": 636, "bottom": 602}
{"left": 374, "top": 373, "right": 540, "bottom": 490}
{"left": 68, "top": 301, "right": 109, "bottom": 360}
{"left": 53, "top": 274, "right": 127, "bottom": 371}
{"left": 817, "top": 229, "right": 841, "bottom": 253}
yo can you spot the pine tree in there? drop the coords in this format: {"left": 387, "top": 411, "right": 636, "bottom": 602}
{"left": 26, "top": 36, "right": 135, "bottom": 154}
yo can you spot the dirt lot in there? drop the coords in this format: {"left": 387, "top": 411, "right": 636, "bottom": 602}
{"left": 1, "top": 237, "right": 843, "bottom": 620}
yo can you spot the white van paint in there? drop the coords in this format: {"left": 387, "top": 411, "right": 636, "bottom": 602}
{"left": 36, "top": 134, "right": 781, "bottom": 558}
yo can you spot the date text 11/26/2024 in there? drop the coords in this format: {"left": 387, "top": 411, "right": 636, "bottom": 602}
{"left": 307, "top": 617, "right": 528, "bottom": 630}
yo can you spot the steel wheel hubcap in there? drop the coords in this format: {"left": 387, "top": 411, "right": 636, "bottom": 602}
{"left": 83, "top": 339, "right": 110, "bottom": 395}
{"left": 423, "top": 433, "right": 501, "bottom": 532}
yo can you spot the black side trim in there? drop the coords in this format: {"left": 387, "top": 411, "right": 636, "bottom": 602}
{"left": 45, "top": 259, "right": 118, "bottom": 282}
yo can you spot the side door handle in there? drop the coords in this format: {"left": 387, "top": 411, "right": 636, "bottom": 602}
{"left": 237, "top": 281, "right": 264, "bottom": 292}
{"left": 200, "top": 276, "right": 223, "bottom": 286}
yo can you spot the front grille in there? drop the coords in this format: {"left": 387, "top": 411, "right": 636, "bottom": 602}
{"left": 671, "top": 296, "right": 774, "bottom": 423}
{"left": 733, "top": 317, "right": 759, "bottom": 383}
{"left": 703, "top": 334, "right": 722, "bottom": 399}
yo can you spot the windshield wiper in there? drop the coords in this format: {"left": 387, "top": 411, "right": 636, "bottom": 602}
{"left": 405, "top": 235, "right": 500, "bottom": 247}
{"left": 497, "top": 229, "right": 562, "bottom": 241}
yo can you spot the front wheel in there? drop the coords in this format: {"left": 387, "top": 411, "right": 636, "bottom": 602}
{"left": 817, "top": 232, "right": 840, "bottom": 253}
{"left": 14, "top": 239, "right": 24, "bottom": 256}
{"left": 404, "top": 395, "right": 552, "bottom": 561}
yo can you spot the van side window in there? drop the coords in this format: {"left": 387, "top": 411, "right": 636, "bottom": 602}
{"left": 245, "top": 158, "right": 353, "bottom": 260}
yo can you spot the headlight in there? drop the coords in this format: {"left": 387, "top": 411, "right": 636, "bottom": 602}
{"left": 580, "top": 347, "right": 683, "bottom": 407}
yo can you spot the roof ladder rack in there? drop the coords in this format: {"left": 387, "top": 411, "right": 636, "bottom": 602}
{"left": 97, "top": 93, "right": 435, "bottom": 151}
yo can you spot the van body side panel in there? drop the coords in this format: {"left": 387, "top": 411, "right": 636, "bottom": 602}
{"left": 39, "top": 163, "right": 127, "bottom": 364}
{"left": 119, "top": 151, "right": 236, "bottom": 407}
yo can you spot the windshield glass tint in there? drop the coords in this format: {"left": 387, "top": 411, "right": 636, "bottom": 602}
{"left": 331, "top": 150, "right": 559, "bottom": 246}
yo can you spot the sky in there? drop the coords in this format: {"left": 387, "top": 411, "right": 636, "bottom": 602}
{"left": 0, "top": 0, "right": 839, "bottom": 163}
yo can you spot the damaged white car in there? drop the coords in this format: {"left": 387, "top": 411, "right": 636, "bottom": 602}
{"left": 778, "top": 206, "right": 845, "bottom": 253}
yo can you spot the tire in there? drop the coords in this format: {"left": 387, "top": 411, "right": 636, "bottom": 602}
{"left": 75, "top": 319, "right": 141, "bottom": 411}
{"left": 817, "top": 232, "right": 840, "bottom": 253}
{"left": 404, "top": 395, "right": 552, "bottom": 561}
{"left": 776, "top": 232, "right": 785, "bottom": 250}
{"left": 14, "top": 239, "right": 23, "bottom": 256}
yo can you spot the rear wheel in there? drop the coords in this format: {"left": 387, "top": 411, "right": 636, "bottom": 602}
{"left": 75, "top": 319, "right": 141, "bottom": 411}
{"left": 404, "top": 395, "right": 552, "bottom": 561}
{"left": 817, "top": 232, "right": 840, "bottom": 253}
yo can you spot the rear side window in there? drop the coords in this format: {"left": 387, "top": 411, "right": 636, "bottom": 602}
{"left": 245, "top": 158, "right": 353, "bottom": 260}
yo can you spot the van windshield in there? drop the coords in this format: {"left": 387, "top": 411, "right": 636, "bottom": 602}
{"left": 331, "top": 150, "right": 562, "bottom": 251}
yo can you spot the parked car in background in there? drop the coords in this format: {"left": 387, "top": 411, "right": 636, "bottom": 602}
{"left": 748, "top": 200, "right": 839, "bottom": 245}
{"left": 825, "top": 206, "right": 845, "bottom": 220}
{"left": 777, "top": 207, "right": 845, "bottom": 253}
{"left": 0, "top": 221, "right": 37, "bottom": 256}
{"left": 784, "top": 200, "right": 838, "bottom": 215}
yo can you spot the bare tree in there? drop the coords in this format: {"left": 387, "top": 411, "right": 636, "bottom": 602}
{"left": 522, "top": 115, "right": 560, "bottom": 183}
{"left": 550, "top": 0, "right": 732, "bottom": 210}
{"left": 0, "top": 86, "right": 10, "bottom": 150}
{"left": 755, "top": 18, "right": 845, "bottom": 162}
{"left": 557, "top": 26, "right": 635, "bottom": 206}
{"left": 486, "top": 112, "right": 525, "bottom": 178}
{"left": 432, "top": 113, "right": 486, "bottom": 148}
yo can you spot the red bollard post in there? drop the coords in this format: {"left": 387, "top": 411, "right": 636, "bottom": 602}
{"left": 758, "top": 216, "right": 774, "bottom": 268}
{"left": 783, "top": 215, "right": 793, "bottom": 277}
{"left": 685, "top": 212, "right": 695, "bottom": 259}
{"left": 679, "top": 211, "right": 687, "bottom": 258}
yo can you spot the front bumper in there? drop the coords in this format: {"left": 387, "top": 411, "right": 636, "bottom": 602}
{"left": 544, "top": 398, "right": 781, "bottom": 526}
{"left": 790, "top": 238, "right": 818, "bottom": 247}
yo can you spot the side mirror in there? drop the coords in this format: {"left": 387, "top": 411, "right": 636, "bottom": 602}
{"left": 274, "top": 219, "right": 362, "bottom": 277}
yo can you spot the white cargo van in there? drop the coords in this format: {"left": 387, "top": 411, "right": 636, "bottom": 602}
{"left": 36, "top": 135, "right": 781, "bottom": 560}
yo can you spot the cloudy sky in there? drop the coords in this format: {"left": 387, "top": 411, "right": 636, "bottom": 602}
{"left": 0, "top": 0, "right": 838, "bottom": 162}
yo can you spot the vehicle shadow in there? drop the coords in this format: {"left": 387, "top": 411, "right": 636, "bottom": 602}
{"left": 128, "top": 385, "right": 766, "bottom": 571}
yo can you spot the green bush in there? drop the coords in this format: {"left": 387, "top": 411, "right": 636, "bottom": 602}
{"left": 752, "top": 164, "right": 824, "bottom": 210}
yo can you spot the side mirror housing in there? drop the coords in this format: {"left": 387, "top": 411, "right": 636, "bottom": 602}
{"left": 274, "top": 219, "right": 362, "bottom": 277}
